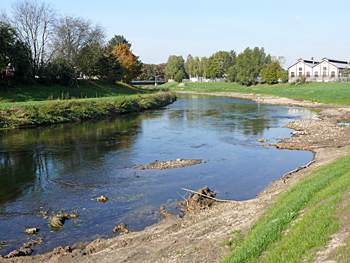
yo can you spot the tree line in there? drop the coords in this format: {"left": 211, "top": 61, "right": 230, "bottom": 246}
{"left": 160, "top": 48, "right": 288, "bottom": 85}
{"left": 1, "top": 0, "right": 288, "bottom": 88}
{"left": 0, "top": 0, "right": 141, "bottom": 86}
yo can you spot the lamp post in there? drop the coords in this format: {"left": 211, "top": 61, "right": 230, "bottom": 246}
{"left": 155, "top": 75, "right": 158, "bottom": 87}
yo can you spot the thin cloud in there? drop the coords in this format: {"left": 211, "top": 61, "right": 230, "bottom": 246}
{"left": 293, "top": 16, "right": 301, "bottom": 20}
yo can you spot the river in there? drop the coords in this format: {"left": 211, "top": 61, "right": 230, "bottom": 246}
{"left": 0, "top": 94, "right": 315, "bottom": 256}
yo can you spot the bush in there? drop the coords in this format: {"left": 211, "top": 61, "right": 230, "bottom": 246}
{"left": 174, "top": 70, "right": 185, "bottom": 82}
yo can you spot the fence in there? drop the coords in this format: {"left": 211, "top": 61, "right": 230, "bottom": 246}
{"left": 289, "top": 77, "right": 350, "bottom": 83}
{"left": 181, "top": 77, "right": 227, "bottom": 83}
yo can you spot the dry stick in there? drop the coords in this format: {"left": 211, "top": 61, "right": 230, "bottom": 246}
{"left": 181, "top": 188, "right": 238, "bottom": 203}
{"left": 177, "top": 192, "right": 187, "bottom": 201}
{"left": 282, "top": 159, "right": 315, "bottom": 179}
{"left": 177, "top": 192, "right": 189, "bottom": 207}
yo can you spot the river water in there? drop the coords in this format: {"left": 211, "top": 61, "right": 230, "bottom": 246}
{"left": 0, "top": 94, "right": 315, "bottom": 255}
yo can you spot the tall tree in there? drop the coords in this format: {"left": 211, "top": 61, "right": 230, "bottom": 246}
{"left": 260, "top": 61, "right": 282, "bottom": 84}
{"left": 165, "top": 55, "right": 184, "bottom": 79}
{"left": 200, "top": 56, "right": 208, "bottom": 78}
{"left": 185, "top": 54, "right": 195, "bottom": 79}
{"left": 95, "top": 51, "right": 122, "bottom": 83}
{"left": 53, "top": 16, "right": 105, "bottom": 70}
{"left": 0, "top": 21, "right": 31, "bottom": 78}
{"left": 107, "top": 35, "right": 131, "bottom": 50}
{"left": 52, "top": 15, "right": 105, "bottom": 86}
{"left": 234, "top": 47, "right": 270, "bottom": 85}
{"left": 111, "top": 44, "right": 141, "bottom": 83}
{"left": 206, "top": 50, "right": 236, "bottom": 79}
{"left": 4, "top": 0, "right": 56, "bottom": 78}
{"left": 77, "top": 43, "right": 104, "bottom": 78}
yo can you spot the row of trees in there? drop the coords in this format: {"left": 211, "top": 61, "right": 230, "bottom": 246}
{"left": 0, "top": 0, "right": 141, "bottom": 86}
{"left": 164, "top": 48, "right": 288, "bottom": 85}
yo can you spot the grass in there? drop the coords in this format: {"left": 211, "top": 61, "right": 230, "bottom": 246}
{"left": 0, "top": 79, "right": 150, "bottom": 104}
{"left": 162, "top": 82, "right": 350, "bottom": 105}
{"left": 221, "top": 153, "right": 350, "bottom": 263}
{"left": 0, "top": 80, "right": 176, "bottom": 129}
{"left": 219, "top": 230, "right": 245, "bottom": 251}
{"left": 0, "top": 91, "right": 176, "bottom": 129}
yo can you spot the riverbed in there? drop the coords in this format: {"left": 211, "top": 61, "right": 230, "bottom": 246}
{"left": 0, "top": 94, "right": 315, "bottom": 256}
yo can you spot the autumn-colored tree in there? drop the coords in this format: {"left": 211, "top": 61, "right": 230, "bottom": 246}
{"left": 111, "top": 44, "right": 141, "bottom": 82}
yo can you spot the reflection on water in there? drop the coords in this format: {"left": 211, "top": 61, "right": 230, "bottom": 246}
{"left": 0, "top": 94, "right": 315, "bottom": 255}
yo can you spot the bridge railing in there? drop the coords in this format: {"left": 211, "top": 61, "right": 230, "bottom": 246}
{"left": 130, "top": 80, "right": 167, "bottom": 85}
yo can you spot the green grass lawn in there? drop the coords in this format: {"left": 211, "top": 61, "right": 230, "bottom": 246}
{"left": 162, "top": 82, "right": 350, "bottom": 105}
{"left": 0, "top": 80, "right": 150, "bottom": 104}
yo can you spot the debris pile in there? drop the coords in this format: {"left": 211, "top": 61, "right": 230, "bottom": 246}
{"left": 113, "top": 223, "right": 130, "bottom": 234}
{"left": 137, "top": 158, "right": 206, "bottom": 170}
{"left": 178, "top": 186, "right": 217, "bottom": 211}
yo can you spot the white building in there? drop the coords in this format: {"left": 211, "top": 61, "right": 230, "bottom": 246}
{"left": 288, "top": 58, "right": 350, "bottom": 82}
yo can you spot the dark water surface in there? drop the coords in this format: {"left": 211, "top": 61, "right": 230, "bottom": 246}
{"left": 0, "top": 94, "right": 315, "bottom": 255}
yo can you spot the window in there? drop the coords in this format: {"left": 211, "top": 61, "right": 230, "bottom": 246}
{"left": 306, "top": 72, "right": 310, "bottom": 78}
{"left": 299, "top": 67, "right": 302, "bottom": 71}
{"left": 299, "top": 72, "right": 303, "bottom": 77}
{"left": 331, "top": 71, "right": 335, "bottom": 78}
{"left": 323, "top": 71, "right": 327, "bottom": 77}
{"left": 323, "top": 67, "right": 327, "bottom": 71}
{"left": 291, "top": 72, "right": 295, "bottom": 77}
{"left": 315, "top": 71, "right": 318, "bottom": 77}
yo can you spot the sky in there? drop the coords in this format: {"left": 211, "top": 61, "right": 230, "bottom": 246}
{"left": 1, "top": 0, "right": 350, "bottom": 68}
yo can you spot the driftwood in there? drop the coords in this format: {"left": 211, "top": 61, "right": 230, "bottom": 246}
{"left": 282, "top": 159, "right": 315, "bottom": 181}
{"left": 181, "top": 188, "right": 238, "bottom": 203}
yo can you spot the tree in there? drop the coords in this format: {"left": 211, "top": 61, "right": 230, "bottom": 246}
{"left": 185, "top": 54, "right": 194, "bottom": 79}
{"left": 95, "top": 51, "right": 122, "bottom": 83}
{"left": 137, "top": 63, "right": 166, "bottom": 81}
{"left": 174, "top": 70, "right": 185, "bottom": 82}
{"left": 4, "top": 0, "right": 56, "bottom": 78}
{"left": 52, "top": 15, "right": 105, "bottom": 86}
{"left": 77, "top": 43, "right": 104, "bottom": 78}
{"left": 53, "top": 16, "right": 105, "bottom": 69}
{"left": 107, "top": 35, "right": 131, "bottom": 50}
{"left": 165, "top": 55, "right": 184, "bottom": 79}
{"left": 234, "top": 47, "right": 271, "bottom": 85}
{"left": 0, "top": 21, "right": 31, "bottom": 78}
{"left": 206, "top": 50, "right": 236, "bottom": 79}
{"left": 344, "top": 67, "right": 349, "bottom": 77}
{"left": 260, "top": 61, "right": 282, "bottom": 84}
{"left": 272, "top": 56, "right": 286, "bottom": 68}
{"left": 111, "top": 44, "right": 141, "bottom": 83}
{"left": 200, "top": 56, "right": 208, "bottom": 78}
{"left": 206, "top": 54, "right": 222, "bottom": 78}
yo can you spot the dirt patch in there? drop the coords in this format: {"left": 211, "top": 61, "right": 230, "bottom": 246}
{"left": 2, "top": 92, "right": 350, "bottom": 263}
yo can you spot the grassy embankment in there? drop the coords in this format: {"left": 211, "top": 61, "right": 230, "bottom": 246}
{"left": 162, "top": 81, "right": 350, "bottom": 105}
{"left": 163, "top": 81, "right": 350, "bottom": 262}
{"left": 0, "top": 80, "right": 175, "bottom": 129}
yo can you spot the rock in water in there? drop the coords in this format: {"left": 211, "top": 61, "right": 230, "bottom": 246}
{"left": 96, "top": 196, "right": 108, "bottom": 202}
{"left": 49, "top": 213, "right": 79, "bottom": 229}
{"left": 24, "top": 228, "right": 40, "bottom": 235}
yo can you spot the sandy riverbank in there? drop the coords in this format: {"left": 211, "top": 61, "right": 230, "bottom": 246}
{"left": 3, "top": 91, "right": 350, "bottom": 263}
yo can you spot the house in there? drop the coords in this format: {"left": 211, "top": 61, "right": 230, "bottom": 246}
{"left": 288, "top": 58, "right": 350, "bottom": 82}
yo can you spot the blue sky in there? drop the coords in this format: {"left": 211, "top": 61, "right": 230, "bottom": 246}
{"left": 1, "top": 0, "right": 349, "bottom": 68}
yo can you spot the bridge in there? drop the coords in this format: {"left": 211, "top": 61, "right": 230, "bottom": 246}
{"left": 130, "top": 80, "right": 167, "bottom": 86}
